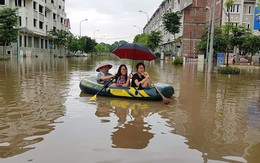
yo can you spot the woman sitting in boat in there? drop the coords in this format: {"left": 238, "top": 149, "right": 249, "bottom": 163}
{"left": 111, "top": 64, "right": 131, "bottom": 87}
{"left": 96, "top": 63, "right": 115, "bottom": 85}
{"left": 131, "top": 62, "right": 150, "bottom": 89}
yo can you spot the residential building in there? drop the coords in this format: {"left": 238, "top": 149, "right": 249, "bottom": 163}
{"left": 143, "top": 0, "right": 258, "bottom": 58}
{"left": 0, "top": 0, "right": 70, "bottom": 57}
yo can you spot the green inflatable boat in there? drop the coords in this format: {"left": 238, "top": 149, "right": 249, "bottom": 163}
{"left": 79, "top": 77, "right": 174, "bottom": 101}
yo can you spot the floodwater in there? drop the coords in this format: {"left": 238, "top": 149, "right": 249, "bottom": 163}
{"left": 0, "top": 55, "right": 259, "bottom": 163}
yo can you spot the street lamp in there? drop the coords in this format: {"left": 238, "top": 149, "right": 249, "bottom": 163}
{"left": 93, "top": 29, "right": 100, "bottom": 39}
{"left": 138, "top": 10, "right": 149, "bottom": 23}
{"left": 79, "top": 19, "right": 88, "bottom": 37}
{"left": 205, "top": 6, "right": 212, "bottom": 63}
{"left": 133, "top": 25, "right": 141, "bottom": 34}
{"left": 208, "top": 0, "right": 216, "bottom": 72}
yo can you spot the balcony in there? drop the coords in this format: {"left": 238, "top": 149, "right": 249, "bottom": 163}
{"left": 45, "top": 2, "right": 52, "bottom": 11}
{"left": 33, "top": 10, "right": 38, "bottom": 19}
{"left": 244, "top": 0, "right": 256, "bottom": 3}
{"left": 39, "top": 13, "right": 44, "bottom": 22}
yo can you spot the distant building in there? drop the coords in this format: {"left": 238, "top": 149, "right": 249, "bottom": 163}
{"left": 0, "top": 0, "right": 70, "bottom": 57}
{"left": 143, "top": 0, "right": 258, "bottom": 58}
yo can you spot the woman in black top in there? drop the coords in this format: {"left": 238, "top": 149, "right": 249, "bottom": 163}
{"left": 131, "top": 62, "right": 150, "bottom": 88}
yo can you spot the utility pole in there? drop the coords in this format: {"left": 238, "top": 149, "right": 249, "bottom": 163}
{"left": 208, "top": 0, "right": 216, "bottom": 72}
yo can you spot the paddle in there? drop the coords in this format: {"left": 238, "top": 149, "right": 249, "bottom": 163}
{"left": 89, "top": 77, "right": 115, "bottom": 101}
{"left": 143, "top": 72, "right": 171, "bottom": 104}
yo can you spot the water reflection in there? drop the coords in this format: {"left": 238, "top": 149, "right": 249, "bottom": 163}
{"left": 0, "top": 57, "right": 69, "bottom": 158}
{"left": 110, "top": 100, "right": 154, "bottom": 149}
{"left": 92, "top": 97, "right": 172, "bottom": 149}
{"left": 159, "top": 63, "right": 260, "bottom": 163}
{"left": 0, "top": 56, "right": 260, "bottom": 162}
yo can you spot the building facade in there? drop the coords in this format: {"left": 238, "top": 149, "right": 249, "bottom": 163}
{"left": 0, "top": 0, "right": 69, "bottom": 57}
{"left": 143, "top": 0, "right": 258, "bottom": 58}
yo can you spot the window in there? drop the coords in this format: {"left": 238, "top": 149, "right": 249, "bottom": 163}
{"left": 19, "top": 16, "right": 22, "bottom": 26}
{"left": 45, "top": 40, "right": 48, "bottom": 49}
{"left": 53, "top": 13, "right": 56, "bottom": 20}
{"left": 28, "top": 36, "right": 32, "bottom": 47}
{"left": 39, "top": 5, "right": 43, "bottom": 13}
{"left": 248, "top": 6, "right": 252, "bottom": 14}
{"left": 61, "top": 17, "right": 63, "bottom": 24}
{"left": 15, "top": 0, "right": 21, "bottom": 6}
{"left": 24, "top": 36, "right": 27, "bottom": 47}
{"left": 19, "top": 36, "right": 22, "bottom": 47}
{"left": 59, "top": 5, "right": 61, "bottom": 9}
{"left": 33, "top": 19, "right": 37, "bottom": 27}
{"left": 41, "top": 39, "right": 44, "bottom": 49}
{"left": 39, "top": 21, "right": 43, "bottom": 29}
{"left": 33, "top": 1, "right": 36, "bottom": 10}
{"left": 227, "top": 4, "right": 240, "bottom": 13}
{"left": 0, "top": 0, "right": 5, "bottom": 5}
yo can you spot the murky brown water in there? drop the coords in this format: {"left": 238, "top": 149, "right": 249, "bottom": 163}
{"left": 0, "top": 55, "right": 259, "bottom": 163}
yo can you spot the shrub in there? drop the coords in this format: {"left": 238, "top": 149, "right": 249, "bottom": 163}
{"left": 155, "top": 52, "right": 160, "bottom": 58}
{"left": 173, "top": 56, "right": 183, "bottom": 65}
{"left": 217, "top": 66, "right": 240, "bottom": 74}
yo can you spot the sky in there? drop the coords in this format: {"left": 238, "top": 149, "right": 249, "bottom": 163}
{"left": 65, "top": 0, "right": 163, "bottom": 44}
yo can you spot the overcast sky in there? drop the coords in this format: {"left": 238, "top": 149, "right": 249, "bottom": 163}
{"left": 65, "top": 0, "right": 163, "bottom": 44}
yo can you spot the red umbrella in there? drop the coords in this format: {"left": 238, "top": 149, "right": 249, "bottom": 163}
{"left": 112, "top": 43, "right": 157, "bottom": 61}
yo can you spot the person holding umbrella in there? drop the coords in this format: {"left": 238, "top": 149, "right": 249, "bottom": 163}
{"left": 131, "top": 62, "right": 150, "bottom": 89}
{"left": 96, "top": 63, "right": 115, "bottom": 85}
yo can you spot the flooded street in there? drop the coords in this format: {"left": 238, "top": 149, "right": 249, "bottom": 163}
{"left": 0, "top": 55, "right": 259, "bottom": 163}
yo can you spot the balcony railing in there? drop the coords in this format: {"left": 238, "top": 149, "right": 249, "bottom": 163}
{"left": 39, "top": 13, "right": 44, "bottom": 22}
{"left": 33, "top": 10, "right": 38, "bottom": 19}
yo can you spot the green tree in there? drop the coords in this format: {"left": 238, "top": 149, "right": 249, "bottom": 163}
{"left": 257, "top": 0, "right": 260, "bottom": 9}
{"left": 67, "top": 36, "right": 79, "bottom": 52}
{"left": 110, "top": 40, "right": 128, "bottom": 52}
{"left": 224, "top": 0, "right": 235, "bottom": 66}
{"left": 0, "top": 8, "right": 18, "bottom": 57}
{"left": 197, "top": 26, "right": 226, "bottom": 57}
{"left": 95, "top": 43, "right": 110, "bottom": 53}
{"left": 78, "top": 36, "right": 97, "bottom": 53}
{"left": 48, "top": 29, "right": 69, "bottom": 56}
{"left": 230, "top": 25, "right": 251, "bottom": 63}
{"left": 162, "top": 11, "right": 182, "bottom": 55}
{"left": 147, "top": 30, "right": 162, "bottom": 51}
{"left": 133, "top": 33, "right": 148, "bottom": 46}
{"left": 241, "top": 35, "right": 260, "bottom": 55}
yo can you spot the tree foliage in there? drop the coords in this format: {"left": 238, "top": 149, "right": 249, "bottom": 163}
{"left": 0, "top": 8, "right": 18, "bottom": 56}
{"left": 48, "top": 29, "right": 69, "bottom": 56}
{"left": 224, "top": 0, "right": 235, "bottom": 66}
{"left": 67, "top": 36, "right": 79, "bottom": 52}
{"left": 230, "top": 25, "right": 251, "bottom": 53}
{"left": 162, "top": 11, "right": 182, "bottom": 38}
{"left": 147, "top": 31, "right": 162, "bottom": 51}
{"left": 133, "top": 31, "right": 162, "bottom": 51}
{"left": 78, "top": 36, "right": 97, "bottom": 53}
{"left": 48, "top": 29, "right": 68, "bottom": 47}
{"left": 197, "top": 26, "right": 226, "bottom": 55}
{"left": 110, "top": 40, "right": 128, "bottom": 52}
{"left": 163, "top": 11, "right": 182, "bottom": 55}
{"left": 133, "top": 33, "right": 149, "bottom": 46}
{"left": 241, "top": 35, "right": 260, "bottom": 55}
{"left": 95, "top": 43, "right": 110, "bottom": 53}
